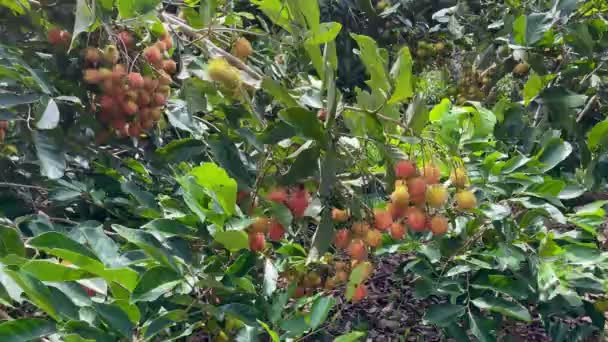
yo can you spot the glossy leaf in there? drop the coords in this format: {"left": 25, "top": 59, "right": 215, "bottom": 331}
{"left": 388, "top": 46, "right": 414, "bottom": 104}
{"left": 472, "top": 296, "right": 532, "bottom": 322}
{"left": 0, "top": 225, "right": 24, "bottom": 257}
{"left": 423, "top": 304, "right": 466, "bottom": 327}
{"left": 0, "top": 318, "right": 55, "bottom": 342}
{"left": 214, "top": 230, "right": 249, "bottom": 252}
{"left": 278, "top": 107, "right": 327, "bottom": 144}
{"left": 309, "top": 297, "right": 335, "bottom": 329}
{"left": 132, "top": 266, "right": 181, "bottom": 302}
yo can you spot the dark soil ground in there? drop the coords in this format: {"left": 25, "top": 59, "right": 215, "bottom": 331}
{"left": 304, "top": 254, "right": 554, "bottom": 342}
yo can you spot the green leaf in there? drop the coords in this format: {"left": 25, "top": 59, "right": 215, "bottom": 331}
{"left": 155, "top": 138, "right": 205, "bottom": 163}
{"left": 111, "top": 225, "right": 178, "bottom": 272}
{"left": 388, "top": 46, "right": 414, "bottom": 104}
{"left": 226, "top": 252, "right": 256, "bottom": 276}
{"left": 220, "top": 303, "right": 260, "bottom": 326}
{"left": 250, "top": 0, "right": 291, "bottom": 32}
{"left": 588, "top": 119, "right": 608, "bottom": 151}
{"left": 469, "top": 312, "right": 496, "bottom": 342}
{"left": 143, "top": 309, "right": 187, "bottom": 340}
{"left": 208, "top": 135, "right": 254, "bottom": 188}
{"left": 512, "top": 13, "right": 553, "bottom": 46}
{"left": 333, "top": 331, "right": 366, "bottom": 342}
{"left": 214, "top": 230, "right": 249, "bottom": 252}
{"left": 343, "top": 109, "right": 383, "bottom": 139}
{"left": 471, "top": 296, "right": 532, "bottom": 322}
{"left": 80, "top": 223, "right": 129, "bottom": 268}
{"left": 541, "top": 87, "right": 586, "bottom": 133}
{"left": 112, "top": 299, "right": 141, "bottom": 324}
{"left": 21, "top": 260, "right": 92, "bottom": 281}
{"left": 263, "top": 259, "right": 278, "bottom": 297}
{"left": 351, "top": 34, "right": 390, "bottom": 92}
{"left": 262, "top": 78, "right": 298, "bottom": 108}
{"left": 423, "top": 304, "right": 465, "bottom": 327}
{"left": 304, "top": 43, "right": 324, "bottom": 78}
{"left": 36, "top": 98, "right": 60, "bottom": 130}
{"left": 121, "top": 181, "right": 158, "bottom": 210}
{"left": 468, "top": 102, "right": 497, "bottom": 138}
{"left": 0, "top": 0, "right": 30, "bottom": 15}
{"left": 306, "top": 22, "right": 342, "bottom": 45}
{"left": 234, "top": 277, "right": 256, "bottom": 294}
{"left": 117, "top": 0, "right": 160, "bottom": 18}
{"left": 0, "top": 225, "right": 24, "bottom": 257}
{"left": 429, "top": 98, "right": 451, "bottom": 122}
{"left": 471, "top": 273, "right": 529, "bottom": 300}
{"left": 346, "top": 261, "right": 372, "bottom": 300}
{"left": 29, "top": 247, "right": 137, "bottom": 291}
{"left": 535, "top": 138, "right": 572, "bottom": 172}
{"left": 71, "top": 0, "right": 95, "bottom": 48}
{"left": 288, "top": 0, "right": 319, "bottom": 30}
{"left": 566, "top": 22, "right": 595, "bottom": 56}
{"left": 189, "top": 162, "right": 238, "bottom": 216}
{"left": 199, "top": 0, "right": 217, "bottom": 27}
{"left": 278, "top": 107, "right": 327, "bottom": 144}
{"left": 142, "top": 219, "right": 196, "bottom": 237}
{"left": 29, "top": 232, "right": 99, "bottom": 260}
{"left": 5, "top": 270, "right": 59, "bottom": 320}
{"left": 0, "top": 318, "right": 56, "bottom": 342}
{"left": 268, "top": 203, "right": 293, "bottom": 229}
{"left": 258, "top": 320, "right": 280, "bottom": 342}
{"left": 281, "top": 142, "right": 320, "bottom": 184}
{"left": 259, "top": 121, "right": 297, "bottom": 144}
{"left": 33, "top": 130, "right": 65, "bottom": 179}
{"left": 319, "top": 144, "right": 338, "bottom": 198}
{"left": 94, "top": 302, "right": 134, "bottom": 337}
{"left": 523, "top": 72, "right": 543, "bottom": 106}
{"left": 405, "top": 96, "right": 428, "bottom": 134}
{"left": 0, "top": 93, "right": 40, "bottom": 107}
{"left": 132, "top": 266, "right": 181, "bottom": 302}
{"left": 446, "top": 265, "right": 472, "bottom": 277}
{"left": 309, "top": 297, "right": 335, "bottom": 329}
{"left": 307, "top": 209, "right": 333, "bottom": 262}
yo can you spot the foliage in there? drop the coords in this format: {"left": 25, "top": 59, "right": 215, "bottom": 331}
{"left": 0, "top": 0, "right": 605, "bottom": 341}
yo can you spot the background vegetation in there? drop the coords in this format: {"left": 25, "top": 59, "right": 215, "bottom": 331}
{"left": 0, "top": 0, "right": 606, "bottom": 341}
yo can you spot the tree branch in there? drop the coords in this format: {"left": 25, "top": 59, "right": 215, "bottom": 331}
{"left": 160, "top": 13, "right": 263, "bottom": 83}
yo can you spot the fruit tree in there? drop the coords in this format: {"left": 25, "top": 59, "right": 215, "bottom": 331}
{"left": 0, "top": 0, "right": 606, "bottom": 341}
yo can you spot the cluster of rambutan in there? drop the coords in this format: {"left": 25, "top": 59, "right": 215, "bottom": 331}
{"left": 0, "top": 121, "right": 8, "bottom": 142}
{"left": 330, "top": 159, "right": 477, "bottom": 301}
{"left": 246, "top": 186, "right": 310, "bottom": 252}
{"left": 81, "top": 31, "right": 176, "bottom": 137}
{"left": 284, "top": 259, "right": 372, "bottom": 302}
{"left": 47, "top": 28, "right": 71, "bottom": 47}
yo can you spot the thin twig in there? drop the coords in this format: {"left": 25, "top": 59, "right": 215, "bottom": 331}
{"left": 0, "top": 308, "right": 12, "bottom": 320}
{"left": 160, "top": 13, "right": 263, "bottom": 81}
{"left": 342, "top": 105, "right": 408, "bottom": 131}
{"left": 580, "top": 61, "right": 604, "bottom": 86}
{"left": 576, "top": 94, "right": 598, "bottom": 123}
{"left": 208, "top": 26, "right": 266, "bottom": 36}
{"left": 249, "top": 151, "right": 272, "bottom": 214}
{"left": 0, "top": 182, "right": 46, "bottom": 191}
{"left": 47, "top": 217, "right": 78, "bottom": 225}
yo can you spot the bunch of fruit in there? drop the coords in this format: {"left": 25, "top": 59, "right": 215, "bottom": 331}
{"left": 208, "top": 58, "right": 242, "bottom": 92}
{"left": 328, "top": 159, "right": 477, "bottom": 301}
{"left": 247, "top": 186, "right": 310, "bottom": 252}
{"left": 47, "top": 28, "right": 71, "bottom": 48}
{"left": 233, "top": 37, "right": 252, "bottom": 60}
{"left": 0, "top": 121, "right": 8, "bottom": 142}
{"left": 455, "top": 69, "right": 492, "bottom": 104}
{"left": 416, "top": 40, "right": 450, "bottom": 58}
{"left": 80, "top": 31, "right": 176, "bottom": 137}
{"left": 281, "top": 257, "right": 372, "bottom": 303}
